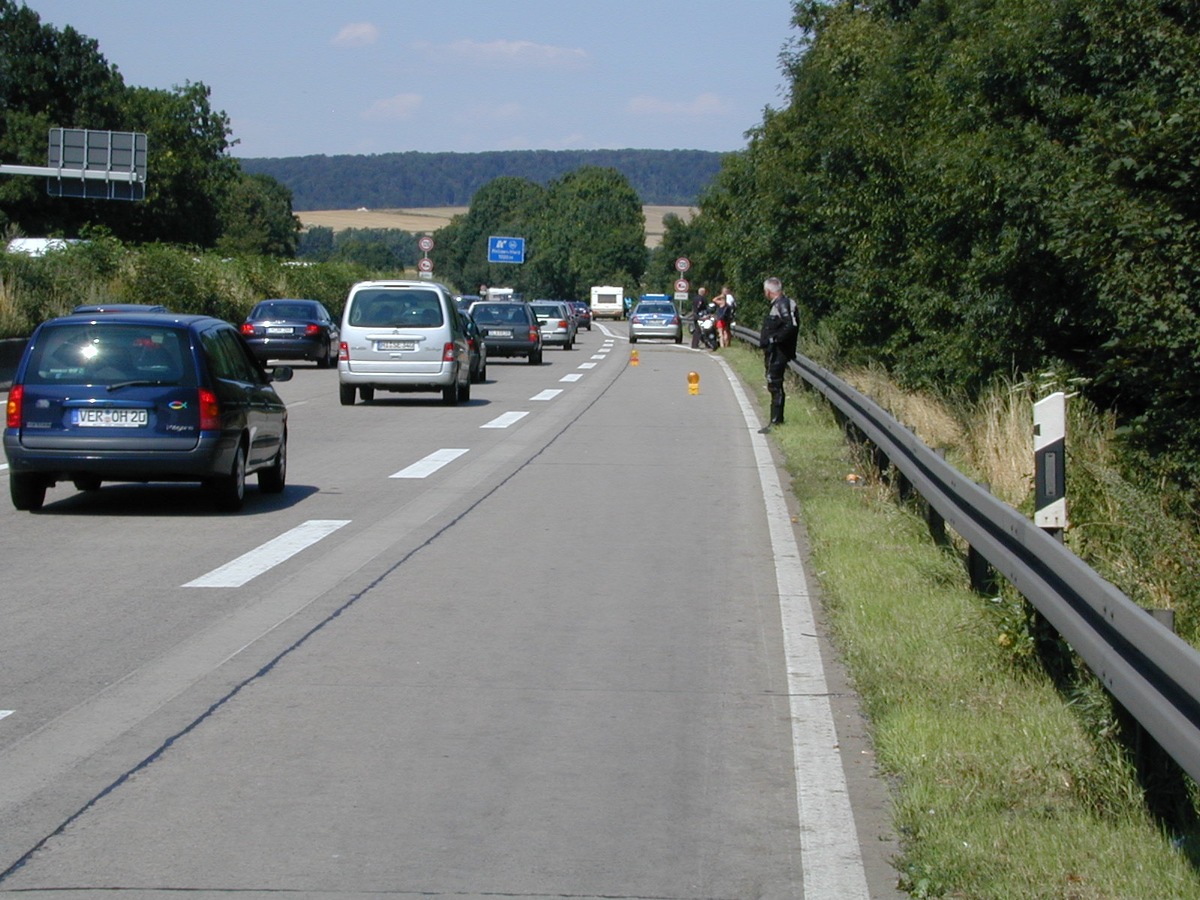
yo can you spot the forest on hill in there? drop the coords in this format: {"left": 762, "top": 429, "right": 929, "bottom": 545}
{"left": 237, "top": 149, "right": 723, "bottom": 210}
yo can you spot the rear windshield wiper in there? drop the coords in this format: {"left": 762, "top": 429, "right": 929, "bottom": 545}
{"left": 106, "top": 379, "right": 179, "bottom": 392}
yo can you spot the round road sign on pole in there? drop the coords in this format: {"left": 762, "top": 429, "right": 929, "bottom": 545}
{"left": 675, "top": 278, "right": 690, "bottom": 293}
{"left": 674, "top": 257, "right": 691, "bottom": 273}
{"left": 418, "top": 236, "right": 435, "bottom": 253}
{"left": 417, "top": 257, "right": 433, "bottom": 273}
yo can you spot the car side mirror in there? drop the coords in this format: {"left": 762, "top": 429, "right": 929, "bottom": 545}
{"left": 270, "top": 365, "right": 294, "bottom": 383}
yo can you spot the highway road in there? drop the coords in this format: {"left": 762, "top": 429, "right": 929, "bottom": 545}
{"left": 0, "top": 323, "right": 900, "bottom": 898}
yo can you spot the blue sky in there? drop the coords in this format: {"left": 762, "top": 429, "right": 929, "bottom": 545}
{"left": 24, "top": 1, "right": 798, "bottom": 160}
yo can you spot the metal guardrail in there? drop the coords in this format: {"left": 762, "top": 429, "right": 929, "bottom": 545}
{"left": 733, "top": 324, "right": 1200, "bottom": 784}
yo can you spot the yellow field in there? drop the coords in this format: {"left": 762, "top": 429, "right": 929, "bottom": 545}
{"left": 296, "top": 205, "right": 696, "bottom": 248}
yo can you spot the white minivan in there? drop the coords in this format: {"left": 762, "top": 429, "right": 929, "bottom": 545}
{"left": 337, "top": 280, "right": 471, "bottom": 406}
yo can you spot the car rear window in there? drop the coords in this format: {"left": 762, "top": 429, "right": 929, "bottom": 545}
{"left": 254, "top": 301, "right": 317, "bottom": 320}
{"left": 471, "top": 304, "right": 530, "bottom": 325}
{"left": 24, "top": 322, "right": 193, "bottom": 386}
{"left": 349, "top": 289, "right": 444, "bottom": 328}
{"left": 637, "top": 304, "right": 676, "bottom": 315}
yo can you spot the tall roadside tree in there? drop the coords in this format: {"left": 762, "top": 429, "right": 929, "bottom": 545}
{"left": 528, "top": 165, "right": 645, "bottom": 299}
{"left": 699, "top": 0, "right": 1200, "bottom": 493}
{"left": 0, "top": 0, "right": 126, "bottom": 236}
{"left": 1, "top": 3, "right": 270, "bottom": 250}
{"left": 435, "top": 176, "right": 545, "bottom": 293}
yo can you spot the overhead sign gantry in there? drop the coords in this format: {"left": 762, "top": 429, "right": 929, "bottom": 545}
{"left": 0, "top": 128, "right": 147, "bottom": 201}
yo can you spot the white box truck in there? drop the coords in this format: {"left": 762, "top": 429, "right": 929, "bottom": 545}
{"left": 590, "top": 285, "right": 625, "bottom": 320}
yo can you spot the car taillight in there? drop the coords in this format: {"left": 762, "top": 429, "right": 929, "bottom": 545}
{"left": 442, "top": 343, "right": 457, "bottom": 362}
{"left": 240, "top": 323, "right": 255, "bottom": 335}
{"left": 529, "top": 327, "right": 540, "bottom": 341}
{"left": 671, "top": 315, "right": 680, "bottom": 324}
{"left": 339, "top": 341, "right": 349, "bottom": 361}
{"left": 198, "top": 387, "right": 221, "bottom": 431}
{"left": 6, "top": 384, "right": 23, "bottom": 429}
{"left": 557, "top": 319, "right": 568, "bottom": 328}
{"left": 304, "top": 324, "right": 320, "bottom": 336}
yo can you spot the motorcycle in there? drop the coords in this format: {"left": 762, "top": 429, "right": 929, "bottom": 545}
{"left": 693, "top": 305, "right": 720, "bottom": 350}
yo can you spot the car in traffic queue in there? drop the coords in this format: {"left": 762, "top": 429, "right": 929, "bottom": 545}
{"left": 628, "top": 298, "right": 684, "bottom": 344}
{"left": 337, "top": 280, "right": 472, "bottom": 406}
{"left": 3, "top": 311, "right": 291, "bottom": 512}
{"left": 569, "top": 301, "right": 593, "bottom": 331}
{"left": 241, "top": 298, "right": 340, "bottom": 368}
{"left": 458, "top": 310, "right": 488, "bottom": 384}
{"left": 529, "top": 300, "right": 577, "bottom": 350}
{"left": 467, "top": 300, "right": 543, "bottom": 365}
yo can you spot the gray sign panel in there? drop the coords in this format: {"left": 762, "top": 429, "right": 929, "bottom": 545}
{"left": 46, "top": 129, "right": 147, "bottom": 200}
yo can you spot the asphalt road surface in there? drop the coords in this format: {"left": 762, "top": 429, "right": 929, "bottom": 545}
{"left": 0, "top": 323, "right": 902, "bottom": 899}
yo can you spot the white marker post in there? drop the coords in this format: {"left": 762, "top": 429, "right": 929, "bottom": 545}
{"left": 1033, "top": 392, "right": 1068, "bottom": 541}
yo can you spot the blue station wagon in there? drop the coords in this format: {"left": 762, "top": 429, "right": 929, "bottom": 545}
{"left": 4, "top": 311, "right": 292, "bottom": 512}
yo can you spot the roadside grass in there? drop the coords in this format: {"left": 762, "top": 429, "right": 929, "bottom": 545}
{"left": 723, "top": 343, "right": 1200, "bottom": 897}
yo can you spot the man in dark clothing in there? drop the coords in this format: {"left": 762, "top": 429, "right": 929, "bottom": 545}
{"left": 689, "top": 287, "right": 709, "bottom": 348}
{"left": 758, "top": 276, "right": 798, "bottom": 433}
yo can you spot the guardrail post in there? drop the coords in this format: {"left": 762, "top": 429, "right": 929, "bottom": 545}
{"left": 967, "top": 482, "right": 999, "bottom": 594}
{"left": 927, "top": 449, "right": 948, "bottom": 546}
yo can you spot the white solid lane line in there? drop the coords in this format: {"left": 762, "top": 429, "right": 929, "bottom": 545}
{"left": 183, "top": 519, "right": 351, "bottom": 589}
{"left": 716, "top": 356, "right": 871, "bottom": 899}
{"left": 390, "top": 448, "right": 469, "bottom": 479}
{"left": 0, "top": 711, "right": 13, "bottom": 723}
{"left": 481, "top": 411, "right": 530, "bottom": 429}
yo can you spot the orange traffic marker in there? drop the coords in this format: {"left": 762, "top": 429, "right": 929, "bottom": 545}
{"left": 688, "top": 371, "right": 699, "bottom": 395}
{"left": 630, "top": 348, "right": 639, "bottom": 366}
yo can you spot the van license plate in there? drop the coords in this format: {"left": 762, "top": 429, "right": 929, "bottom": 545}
{"left": 378, "top": 340, "right": 416, "bottom": 351}
{"left": 74, "top": 408, "right": 148, "bottom": 427}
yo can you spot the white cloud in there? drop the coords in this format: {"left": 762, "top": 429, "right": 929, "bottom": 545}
{"left": 627, "top": 92, "right": 731, "bottom": 118}
{"left": 419, "top": 39, "right": 588, "bottom": 68}
{"left": 362, "top": 93, "right": 423, "bottom": 121}
{"left": 333, "top": 22, "right": 380, "bottom": 48}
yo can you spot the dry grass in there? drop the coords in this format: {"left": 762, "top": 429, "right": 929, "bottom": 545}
{"left": 296, "top": 205, "right": 696, "bottom": 248}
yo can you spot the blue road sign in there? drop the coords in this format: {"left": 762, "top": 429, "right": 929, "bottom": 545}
{"left": 487, "top": 235, "right": 525, "bottom": 264}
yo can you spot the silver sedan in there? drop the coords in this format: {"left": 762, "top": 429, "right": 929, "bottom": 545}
{"left": 628, "top": 301, "right": 683, "bottom": 344}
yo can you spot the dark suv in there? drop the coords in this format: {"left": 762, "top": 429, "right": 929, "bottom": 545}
{"left": 4, "top": 312, "right": 292, "bottom": 512}
{"left": 467, "top": 301, "right": 543, "bottom": 365}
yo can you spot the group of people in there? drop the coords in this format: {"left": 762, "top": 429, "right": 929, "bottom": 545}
{"left": 690, "top": 277, "right": 799, "bottom": 434}
{"left": 689, "top": 285, "right": 738, "bottom": 349}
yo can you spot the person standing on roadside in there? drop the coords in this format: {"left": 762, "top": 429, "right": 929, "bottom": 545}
{"left": 721, "top": 285, "right": 737, "bottom": 323}
{"left": 690, "top": 286, "right": 709, "bottom": 348}
{"left": 714, "top": 291, "right": 733, "bottom": 347}
{"left": 758, "top": 276, "right": 799, "bottom": 433}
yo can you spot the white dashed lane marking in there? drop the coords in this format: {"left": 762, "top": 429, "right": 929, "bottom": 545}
{"left": 390, "top": 448, "right": 469, "bottom": 479}
{"left": 183, "top": 519, "right": 351, "bottom": 588}
{"left": 481, "top": 411, "right": 530, "bottom": 429}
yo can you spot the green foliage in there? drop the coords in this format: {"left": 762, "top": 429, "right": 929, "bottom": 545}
{"left": 216, "top": 172, "right": 300, "bottom": 257}
{"left": 1, "top": 2, "right": 295, "bottom": 253}
{"left": 0, "top": 239, "right": 365, "bottom": 337}
{"left": 700, "top": 0, "right": 1200, "bottom": 497}
{"left": 434, "top": 168, "right": 645, "bottom": 299}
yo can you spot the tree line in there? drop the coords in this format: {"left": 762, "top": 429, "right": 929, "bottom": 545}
{"left": 239, "top": 149, "right": 723, "bottom": 211}
{"left": 670, "top": 0, "right": 1200, "bottom": 502}
{"left": 0, "top": 1, "right": 298, "bottom": 256}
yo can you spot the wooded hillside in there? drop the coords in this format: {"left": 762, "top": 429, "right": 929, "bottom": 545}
{"left": 237, "top": 149, "right": 723, "bottom": 210}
